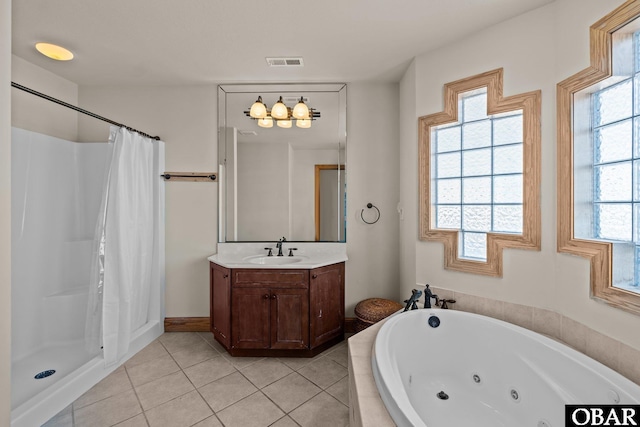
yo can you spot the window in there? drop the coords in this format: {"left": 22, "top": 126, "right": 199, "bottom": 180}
{"left": 589, "top": 55, "right": 640, "bottom": 292}
{"left": 558, "top": 2, "right": 640, "bottom": 314}
{"left": 419, "top": 69, "right": 541, "bottom": 276}
{"left": 432, "top": 89, "right": 524, "bottom": 260}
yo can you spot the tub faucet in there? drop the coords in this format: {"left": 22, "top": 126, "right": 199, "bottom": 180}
{"left": 423, "top": 284, "right": 439, "bottom": 309}
{"left": 276, "top": 237, "right": 286, "bottom": 256}
{"left": 440, "top": 299, "right": 456, "bottom": 309}
{"left": 403, "top": 289, "right": 423, "bottom": 312}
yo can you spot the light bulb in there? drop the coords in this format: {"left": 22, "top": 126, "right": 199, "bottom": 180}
{"left": 277, "top": 119, "right": 292, "bottom": 128}
{"left": 271, "top": 96, "right": 289, "bottom": 120}
{"left": 249, "top": 96, "right": 267, "bottom": 119}
{"left": 292, "top": 97, "right": 309, "bottom": 120}
{"left": 296, "top": 119, "right": 311, "bottom": 128}
{"left": 258, "top": 117, "right": 273, "bottom": 128}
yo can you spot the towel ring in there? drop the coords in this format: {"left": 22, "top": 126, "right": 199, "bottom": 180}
{"left": 361, "top": 203, "right": 380, "bottom": 224}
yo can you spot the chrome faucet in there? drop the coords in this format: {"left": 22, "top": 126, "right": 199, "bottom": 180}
{"left": 276, "top": 237, "right": 286, "bottom": 256}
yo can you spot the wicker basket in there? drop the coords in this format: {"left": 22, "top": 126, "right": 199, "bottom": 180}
{"left": 354, "top": 298, "right": 403, "bottom": 332}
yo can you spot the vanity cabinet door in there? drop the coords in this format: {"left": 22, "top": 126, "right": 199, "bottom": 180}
{"left": 212, "top": 264, "right": 344, "bottom": 355}
{"left": 310, "top": 263, "right": 345, "bottom": 348}
{"left": 231, "top": 287, "right": 271, "bottom": 349}
{"left": 270, "top": 288, "right": 309, "bottom": 350}
{"left": 210, "top": 263, "right": 231, "bottom": 348}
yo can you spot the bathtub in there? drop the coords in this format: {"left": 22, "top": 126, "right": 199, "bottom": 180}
{"left": 372, "top": 309, "right": 640, "bottom": 427}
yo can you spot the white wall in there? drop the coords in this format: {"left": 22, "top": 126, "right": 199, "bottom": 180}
{"left": 9, "top": 61, "right": 403, "bottom": 322}
{"left": 345, "top": 83, "right": 401, "bottom": 315}
{"left": 401, "top": 0, "right": 640, "bottom": 350}
{"left": 399, "top": 60, "right": 418, "bottom": 301}
{"left": 78, "top": 86, "right": 218, "bottom": 318}
{"left": 1, "top": 0, "right": 12, "bottom": 423}
{"left": 77, "top": 84, "right": 401, "bottom": 318}
{"left": 237, "top": 142, "right": 290, "bottom": 240}
{"left": 11, "top": 55, "right": 78, "bottom": 141}
{"left": 10, "top": 73, "right": 402, "bottom": 321}
{"left": 235, "top": 144, "right": 344, "bottom": 242}
{"left": 291, "top": 148, "right": 343, "bottom": 241}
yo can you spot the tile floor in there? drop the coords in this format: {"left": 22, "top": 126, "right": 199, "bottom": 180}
{"left": 43, "top": 332, "right": 351, "bottom": 427}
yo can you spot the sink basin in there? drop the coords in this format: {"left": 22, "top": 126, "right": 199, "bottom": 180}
{"left": 245, "top": 256, "right": 306, "bottom": 265}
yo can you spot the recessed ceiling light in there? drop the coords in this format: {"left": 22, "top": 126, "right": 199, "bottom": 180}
{"left": 35, "top": 42, "right": 74, "bottom": 61}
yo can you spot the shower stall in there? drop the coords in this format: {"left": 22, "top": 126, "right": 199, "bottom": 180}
{"left": 10, "top": 126, "right": 165, "bottom": 427}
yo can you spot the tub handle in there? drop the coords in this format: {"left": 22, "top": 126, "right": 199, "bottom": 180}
{"left": 440, "top": 299, "right": 456, "bottom": 309}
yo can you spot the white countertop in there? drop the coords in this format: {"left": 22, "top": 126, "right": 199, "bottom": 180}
{"left": 208, "top": 242, "right": 347, "bottom": 269}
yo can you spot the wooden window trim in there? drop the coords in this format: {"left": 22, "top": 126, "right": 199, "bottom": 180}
{"left": 419, "top": 68, "right": 541, "bottom": 276}
{"left": 557, "top": 0, "right": 640, "bottom": 314}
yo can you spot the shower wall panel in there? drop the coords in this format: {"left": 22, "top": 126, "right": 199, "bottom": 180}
{"left": 11, "top": 128, "right": 109, "bottom": 362}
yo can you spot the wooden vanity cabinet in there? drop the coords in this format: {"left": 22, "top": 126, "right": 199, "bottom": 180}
{"left": 310, "top": 263, "right": 344, "bottom": 348}
{"left": 210, "top": 262, "right": 344, "bottom": 357}
{"left": 231, "top": 269, "right": 309, "bottom": 350}
{"left": 209, "top": 262, "right": 231, "bottom": 348}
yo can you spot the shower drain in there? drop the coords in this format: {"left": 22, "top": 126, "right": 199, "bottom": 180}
{"left": 34, "top": 369, "right": 55, "bottom": 379}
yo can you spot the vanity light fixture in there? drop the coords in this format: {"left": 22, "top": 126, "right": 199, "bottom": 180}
{"left": 271, "top": 97, "right": 289, "bottom": 120}
{"left": 249, "top": 96, "right": 267, "bottom": 119}
{"left": 296, "top": 118, "right": 311, "bottom": 129}
{"left": 35, "top": 42, "right": 74, "bottom": 61}
{"left": 258, "top": 117, "right": 273, "bottom": 128}
{"left": 277, "top": 119, "right": 292, "bottom": 129}
{"left": 292, "top": 97, "right": 309, "bottom": 119}
{"left": 245, "top": 95, "right": 320, "bottom": 129}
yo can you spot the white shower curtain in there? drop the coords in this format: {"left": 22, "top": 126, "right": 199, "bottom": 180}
{"left": 86, "top": 126, "right": 157, "bottom": 366}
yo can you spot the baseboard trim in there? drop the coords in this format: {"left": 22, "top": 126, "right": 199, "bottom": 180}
{"left": 164, "top": 317, "right": 210, "bottom": 332}
{"left": 166, "top": 316, "right": 357, "bottom": 334}
{"left": 345, "top": 317, "right": 357, "bottom": 334}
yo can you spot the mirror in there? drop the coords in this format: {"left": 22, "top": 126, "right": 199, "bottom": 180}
{"left": 218, "top": 83, "right": 347, "bottom": 242}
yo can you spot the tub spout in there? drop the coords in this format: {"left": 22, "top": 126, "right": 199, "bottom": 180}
{"left": 423, "top": 284, "right": 438, "bottom": 309}
{"left": 403, "top": 289, "right": 423, "bottom": 312}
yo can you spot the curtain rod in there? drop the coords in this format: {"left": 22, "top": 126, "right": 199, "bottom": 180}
{"left": 10, "top": 82, "right": 161, "bottom": 140}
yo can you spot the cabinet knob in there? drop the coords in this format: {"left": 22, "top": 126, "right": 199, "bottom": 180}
{"left": 271, "top": 294, "right": 277, "bottom": 300}
{"left": 263, "top": 294, "right": 269, "bottom": 299}
{"left": 223, "top": 274, "right": 229, "bottom": 278}
{"left": 312, "top": 274, "right": 318, "bottom": 279}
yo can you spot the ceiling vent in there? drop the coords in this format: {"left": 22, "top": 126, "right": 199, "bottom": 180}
{"left": 265, "top": 57, "right": 304, "bottom": 67}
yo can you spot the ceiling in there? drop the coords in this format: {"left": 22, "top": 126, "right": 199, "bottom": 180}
{"left": 12, "top": 0, "right": 554, "bottom": 86}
